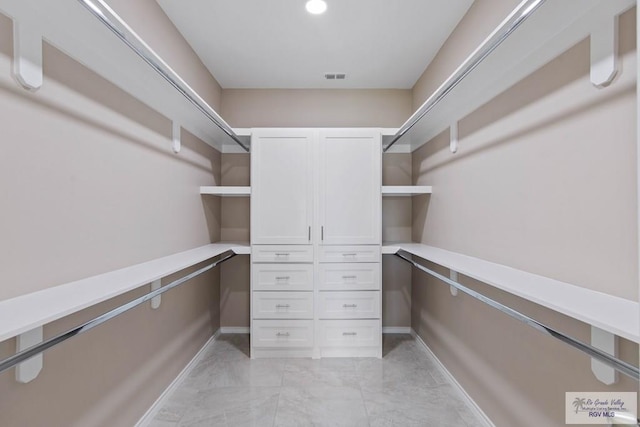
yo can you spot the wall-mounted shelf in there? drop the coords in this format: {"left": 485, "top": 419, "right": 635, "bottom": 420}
{"left": 382, "top": 186, "right": 432, "bottom": 196}
{"left": 0, "top": 0, "right": 249, "bottom": 153}
{"left": 0, "top": 243, "right": 250, "bottom": 344}
{"left": 200, "top": 186, "right": 251, "bottom": 197}
{"left": 382, "top": 243, "right": 639, "bottom": 344}
{"left": 383, "top": 0, "right": 635, "bottom": 152}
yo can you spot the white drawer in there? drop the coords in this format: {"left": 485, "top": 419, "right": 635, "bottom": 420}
{"left": 317, "top": 291, "right": 380, "bottom": 319}
{"left": 252, "top": 264, "right": 314, "bottom": 291}
{"left": 252, "top": 320, "right": 313, "bottom": 348}
{"left": 252, "top": 245, "right": 313, "bottom": 263}
{"left": 318, "top": 263, "right": 380, "bottom": 291}
{"left": 318, "top": 320, "right": 381, "bottom": 348}
{"left": 319, "top": 245, "right": 380, "bottom": 263}
{"left": 252, "top": 292, "right": 313, "bottom": 319}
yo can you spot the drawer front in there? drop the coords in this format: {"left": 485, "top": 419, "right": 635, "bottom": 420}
{"left": 252, "top": 292, "right": 313, "bottom": 319}
{"left": 318, "top": 263, "right": 380, "bottom": 291}
{"left": 317, "top": 291, "right": 380, "bottom": 319}
{"left": 252, "top": 320, "right": 313, "bottom": 348}
{"left": 252, "top": 264, "right": 314, "bottom": 291}
{"left": 319, "top": 245, "right": 380, "bottom": 263}
{"left": 318, "top": 320, "right": 381, "bottom": 348}
{"left": 252, "top": 245, "right": 313, "bottom": 263}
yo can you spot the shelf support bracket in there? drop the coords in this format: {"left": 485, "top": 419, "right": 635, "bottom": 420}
{"left": 590, "top": 16, "right": 619, "bottom": 88}
{"left": 150, "top": 279, "right": 161, "bottom": 309}
{"left": 15, "top": 326, "right": 43, "bottom": 383}
{"left": 591, "top": 326, "right": 618, "bottom": 385}
{"left": 172, "top": 122, "right": 181, "bottom": 153}
{"left": 12, "top": 20, "right": 43, "bottom": 91}
{"left": 450, "top": 122, "right": 458, "bottom": 154}
{"left": 449, "top": 270, "right": 458, "bottom": 296}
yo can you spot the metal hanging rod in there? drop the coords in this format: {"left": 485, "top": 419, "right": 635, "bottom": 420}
{"left": 383, "top": 0, "right": 546, "bottom": 153}
{"left": 77, "top": 0, "right": 249, "bottom": 152}
{"left": 0, "top": 251, "right": 236, "bottom": 376}
{"left": 394, "top": 250, "right": 639, "bottom": 380}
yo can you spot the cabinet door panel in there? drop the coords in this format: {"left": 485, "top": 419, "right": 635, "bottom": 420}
{"left": 319, "top": 130, "right": 381, "bottom": 245}
{"left": 251, "top": 129, "right": 314, "bottom": 244}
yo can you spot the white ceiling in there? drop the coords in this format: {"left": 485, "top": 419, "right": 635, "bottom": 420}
{"left": 156, "top": 0, "right": 474, "bottom": 89}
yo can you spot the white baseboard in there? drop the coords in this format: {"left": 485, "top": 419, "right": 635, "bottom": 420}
{"left": 382, "top": 326, "right": 412, "bottom": 334}
{"left": 410, "top": 329, "right": 495, "bottom": 427}
{"left": 135, "top": 329, "right": 221, "bottom": 427}
{"left": 220, "top": 326, "right": 250, "bottom": 334}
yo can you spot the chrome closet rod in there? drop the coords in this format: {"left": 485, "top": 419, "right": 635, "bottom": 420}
{"left": 77, "top": 0, "right": 249, "bottom": 152}
{"left": 383, "top": 0, "right": 546, "bottom": 153}
{"left": 0, "top": 251, "right": 236, "bottom": 376}
{"left": 394, "top": 250, "right": 639, "bottom": 380}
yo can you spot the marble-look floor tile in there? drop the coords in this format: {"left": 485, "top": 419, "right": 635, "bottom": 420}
{"left": 361, "top": 383, "right": 474, "bottom": 426}
{"left": 274, "top": 386, "right": 369, "bottom": 427}
{"left": 150, "top": 334, "right": 487, "bottom": 427}
{"left": 282, "top": 358, "right": 359, "bottom": 387}
{"left": 179, "top": 387, "right": 280, "bottom": 427}
{"left": 183, "top": 359, "right": 285, "bottom": 389}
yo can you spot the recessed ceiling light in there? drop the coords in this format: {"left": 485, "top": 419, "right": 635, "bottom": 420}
{"left": 306, "top": 0, "right": 327, "bottom": 15}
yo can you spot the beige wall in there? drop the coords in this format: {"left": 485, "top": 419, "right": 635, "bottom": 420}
{"left": 0, "top": 5, "right": 223, "bottom": 426}
{"left": 221, "top": 88, "right": 411, "bottom": 128}
{"left": 220, "top": 153, "right": 251, "bottom": 328}
{"left": 411, "top": 4, "right": 638, "bottom": 427}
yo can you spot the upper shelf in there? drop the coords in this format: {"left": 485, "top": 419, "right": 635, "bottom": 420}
{"left": 383, "top": 0, "right": 635, "bottom": 153}
{"left": 383, "top": 243, "right": 639, "bottom": 344}
{"left": 200, "top": 186, "right": 251, "bottom": 197}
{"left": 382, "top": 186, "right": 432, "bottom": 196}
{"left": 0, "top": 0, "right": 249, "bottom": 153}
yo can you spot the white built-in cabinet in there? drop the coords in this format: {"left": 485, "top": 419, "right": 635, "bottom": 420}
{"left": 250, "top": 128, "right": 382, "bottom": 358}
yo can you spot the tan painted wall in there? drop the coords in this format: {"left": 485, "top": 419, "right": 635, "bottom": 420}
{"left": 0, "top": 5, "right": 223, "bottom": 426}
{"left": 411, "top": 4, "right": 638, "bottom": 427}
{"left": 221, "top": 88, "right": 411, "bottom": 128}
{"left": 220, "top": 153, "right": 251, "bottom": 328}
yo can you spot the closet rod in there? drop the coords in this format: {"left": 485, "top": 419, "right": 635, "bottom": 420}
{"left": 0, "top": 251, "right": 236, "bottom": 376}
{"left": 383, "top": 0, "right": 545, "bottom": 153}
{"left": 394, "top": 250, "right": 639, "bottom": 380}
{"left": 77, "top": 0, "right": 249, "bottom": 152}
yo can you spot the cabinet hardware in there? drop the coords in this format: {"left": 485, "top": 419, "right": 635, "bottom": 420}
{"left": 343, "top": 304, "right": 358, "bottom": 308}
{"left": 275, "top": 253, "right": 289, "bottom": 257}
{"left": 275, "top": 276, "right": 290, "bottom": 280}
{"left": 321, "top": 226, "right": 324, "bottom": 241}
{"left": 342, "top": 275, "right": 357, "bottom": 279}
{"left": 275, "top": 304, "right": 290, "bottom": 308}
{"left": 276, "top": 332, "right": 290, "bottom": 337}
{"left": 308, "top": 226, "right": 311, "bottom": 241}
{"left": 342, "top": 253, "right": 357, "bottom": 257}
{"left": 342, "top": 332, "right": 357, "bottom": 336}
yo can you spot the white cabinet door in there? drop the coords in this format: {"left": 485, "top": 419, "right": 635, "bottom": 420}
{"left": 251, "top": 129, "right": 314, "bottom": 244}
{"left": 318, "top": 129, "right": 381, "bottom": 245}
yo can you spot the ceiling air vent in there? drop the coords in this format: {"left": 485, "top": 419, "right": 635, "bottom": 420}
{"left": 325, "top": 73, "right": 346, "bottom": 80}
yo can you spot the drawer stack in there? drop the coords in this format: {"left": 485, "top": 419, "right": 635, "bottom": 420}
{"left": 251, "top": 245, "right": 315, "bottom": 358}
{"left": 317, "top": 246, "right": 382, "bottom": 358}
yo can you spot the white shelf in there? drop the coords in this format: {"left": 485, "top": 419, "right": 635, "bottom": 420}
{"left": 0, "top": 0, "right": 247, "bottom": 153}
{"left": 382, "top": 186, "right": 432, "bottom": 196}
{"left": 387, "top": 0, "right": 635, "bottom": 152}
{"left": 0, "top": 243, "right": 250, "bottom": 343}
{"left": 200, "top": 186, "right": 251, "bottom": 197}
{"left": 383, "top": 243, "right": 639, "bottom": 344}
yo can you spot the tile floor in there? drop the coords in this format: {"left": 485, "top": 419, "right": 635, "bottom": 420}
{"left": 148, "top": 334, "right": 486, "bottom": 427}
